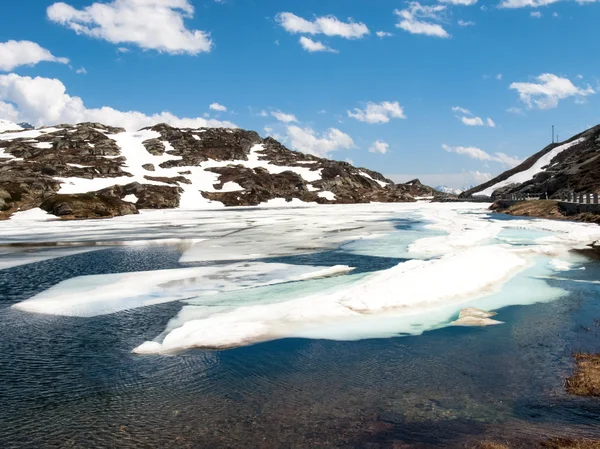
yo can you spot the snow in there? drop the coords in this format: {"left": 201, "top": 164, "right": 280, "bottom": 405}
{"left": 123, "top": 194, "right": 138, "bottom": 203}
{"left": 67, "top": 163, "right": 91, "bottom": 168}
{"left": 218, "top": 181, "right": 244, "bottom": 192}
{"left": 359, "top": 171, "right": 388, "bottom": 187}
{"left": 474, "top": 138, "right": 586, "bottom": 196}
{"left": 0, "top": 120, "right": 23, "bottom": 133}
{"left": 34, "top": 142, "right": 53, "bottom": 149}
{"left": 9, "top": 208, "right": 54, "bottom": 221}
{"left": 318, "top": 191, "right": 336, "bottom": 201}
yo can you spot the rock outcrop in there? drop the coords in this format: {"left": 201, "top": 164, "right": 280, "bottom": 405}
{"left": 0, "top": 122, "right": 438, "bottom": 219}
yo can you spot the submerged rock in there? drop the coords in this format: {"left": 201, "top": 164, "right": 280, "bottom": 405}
{"left": 451, "top": 308, "right": 503, "bottom": 327}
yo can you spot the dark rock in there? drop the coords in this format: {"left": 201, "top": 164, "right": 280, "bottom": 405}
{"left": 143, "top": 175, "right": 191, "bottom": 185}
{"left": 142, "top": 163, "right": 155, "bottom": 171}
{"left": 98, "top": 182, "right": 182, "bottom": 209}
{"left": 142, "top": 139, "right": 165, "bottom": 156}
{"left": 465, "top": 124, "right": 600, "bottom": 199}
{"left": 40, "top": 193, "right": 138, "bottom": 219}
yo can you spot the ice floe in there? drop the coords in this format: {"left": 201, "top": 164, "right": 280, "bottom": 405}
{"left": 13, "top": 262, "right": 354, "bottom": 317}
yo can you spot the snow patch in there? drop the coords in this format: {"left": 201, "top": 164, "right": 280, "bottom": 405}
{"left": 474, "top": 138, "right": 586, "bottom": 196}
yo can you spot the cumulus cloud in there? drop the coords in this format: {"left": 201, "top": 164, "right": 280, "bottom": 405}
{"left": 47, "top": 0, "right": 212, "bottom": 55}
{"left": 0, "top": 40, "right": 69, "bottom": 71}
{"left": 286, "top": 125, "right": 355, "bottom": 158}
{"left": 209, "top": 102, "right": 227, "bottom": 112}
{"left": 376, "top": 31, "right": 394, "bottom": 37}
{"left": 0, "top": 73, "right": 235, "bottom": 130}
{"left": 369, "top": 140, "right": 389, "bottom": 154}
{"left": 275, "top": 12, "right": 369, "bottom": 39}
{"left": 394, "top": 3, "right": 450, "bottom": 38}
{"left": 439, "top": 0, "right": 478, "bottom": 4}
{"left": 499, "top": 0, "right": 559, "bottom": 7}
{"left": 457, "top": 19, "right": 475, "bottom": 26}
{"left": 442, "top": 144, "right": 521, "bottom": 167}
{"left": 348, "top": 101, "right": 406, "bottom": 124}
{"left": 509, "top": 73, "right": 595, "bottom": 109}
{"left": 271, "top": 110, "right": 298, "bottom": 123}
{"left": 531, "top": 11, "right": 542, "bottom": 17}
{"left": 299, "top": 37, "right": 337, "bottom": 53}
{"left": 451, "top": 106, "right": 495, "bottom": 127}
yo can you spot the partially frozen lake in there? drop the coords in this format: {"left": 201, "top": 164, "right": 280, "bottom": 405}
{"left": 1, "top": 203, "right": 600, "bottom": 446}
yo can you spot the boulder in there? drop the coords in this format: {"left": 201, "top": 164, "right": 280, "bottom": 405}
{"left": 40, "top": 193, "right": 138, "bottom": 219}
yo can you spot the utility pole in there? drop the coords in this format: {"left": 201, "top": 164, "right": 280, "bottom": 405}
{"left": 552, "top": 125, "right": 555, "bottom": 143}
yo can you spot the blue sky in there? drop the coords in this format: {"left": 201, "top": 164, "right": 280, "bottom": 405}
{"left": 1, "top": 0, "right": 599, "bottom": 188}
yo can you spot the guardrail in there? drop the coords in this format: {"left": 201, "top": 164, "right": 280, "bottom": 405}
{"left": 560, "top": 193, "right": 600, "bottom": 204}
{"left": 437, "top": 192, "right": 599, "bottom": 204}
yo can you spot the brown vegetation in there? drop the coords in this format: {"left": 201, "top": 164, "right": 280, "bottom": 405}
{"left": 491, "top": 200, "right": 600, "bottom": 224}
{"left": 566, "top": 352, "right": 600, "bottom": 397}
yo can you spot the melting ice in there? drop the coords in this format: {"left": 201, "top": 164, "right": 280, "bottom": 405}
{"left": 5, "top": 202, "right": 600, "bottom": 354}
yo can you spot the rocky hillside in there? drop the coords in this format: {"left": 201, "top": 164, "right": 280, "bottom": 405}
{"left": 463, "top": 124, "right": 600, "bottom": 199}
{"left": 0, "top": 122, "right": 437, "bottom": 219}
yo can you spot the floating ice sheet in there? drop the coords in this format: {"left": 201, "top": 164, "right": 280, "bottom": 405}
{"left": 13, "top": 262, "right": 354, "bottom": 317}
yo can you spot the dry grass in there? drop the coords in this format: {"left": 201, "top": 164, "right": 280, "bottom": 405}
{"left": 541, "top": 438, "right": 600, "bottom": 449}
{"left": 503, "top": 200, "right": 566, "bottom": 219}
{"left": 478, "top": 442, "right": 510, "bottom": 449}
{"left": 566, "top": 352, "right": 600, "bottom": 397}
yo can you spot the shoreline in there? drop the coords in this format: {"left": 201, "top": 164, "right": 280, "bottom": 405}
{"left": 491, "top": 200, "right": 600, "bottom": 225}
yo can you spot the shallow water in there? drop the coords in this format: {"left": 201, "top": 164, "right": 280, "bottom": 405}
{"left": 1, "top": 208, "right": 600, "bottom": 448}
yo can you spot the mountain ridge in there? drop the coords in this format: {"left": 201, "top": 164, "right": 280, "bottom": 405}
{"left": 463, "top": 124, "right": 600, "bottom": 199}
{"left": 0, "top": 121, "right": 437, "bottom": 219}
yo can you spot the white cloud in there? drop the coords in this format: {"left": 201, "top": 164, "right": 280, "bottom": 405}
{"left": 286, "top": 125, "right": 355, "bottom": 158}
{"left": 509, "top": 73, "right": 595, "bottom": 109}
{"left": 530, "top": 11, "right": 542, "bottom": 17}
{"left": 271, "top": 110, "right": 298, "bottom": 123}
{"left": 47, "top": 0, "right": 212, "bottom": 55}
{"left": 442, "top": 144, "right": 521, "bottom": 166}
{"left": 299, "top": 36, "right": 337, "bottom": 53}
{"left": 496, "top": 73, "right": 503, "bottom": 80}
{"left": 76, "top": 67, "right": 87, "bottom": 74}
{"left": 0, "top": 73, "right": 236, "bottom": 131}
{"left": 507, "top": 106, "right": 525, "bottom": 115}
{"left": 457, "top": 19, "right": 475, "bottom": 26}
{"left": 452, "top": 106, "right": 496, "bottom": 127}
{"left": 499, "top": 0, "right": 559, "bottom": 7}
{"left": 348, "top": 101, "right": 406, "bottom": 124}
{"left": 376, "top": 31, "right": 394, "bottom": 37}
{"left": 451, "top": 106, "right": 471, "bottom": 114}
{"left": 461, "top": 116, "right": 485, "bottom": 126}
{"left": 0, "top": 40, "right": 69, "bottom": 71}
{"left": 439, "top": 0, "right": 478, "bottom": 4}
{"left": 258, "top": 110, "right": 268, "bottom": 117}
{"left": 209, "top": 102, "right": 227, "bottom": 112}
{"left": 275, "top": 12, "right": 369, "bottom": 39}
{"left": 394, "top": 3, "right": 450, "bottom": 38}
{"left": 369, "top": 140, "right": 389, "bottom": 154}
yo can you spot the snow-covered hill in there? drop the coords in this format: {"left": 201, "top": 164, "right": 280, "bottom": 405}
{"left": 435, "top": 185, "right": 463, "bottom": 195}
{"left": 0, "top": 122, "right": 437, "bottom": 219}
{"left": 464, "top": 125, "right": 600, "bottom": 199}
{"left": 0, "top": 120, "right": 22, "bottom": 133}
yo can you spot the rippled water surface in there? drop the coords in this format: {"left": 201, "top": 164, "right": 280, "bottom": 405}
{"left": 1, "top": 213, "right": 600, "bottom": 448}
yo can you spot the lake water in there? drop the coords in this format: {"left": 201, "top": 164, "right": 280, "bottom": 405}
{"left": 1, "top": 204, "right": 600, "bottom": 448}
